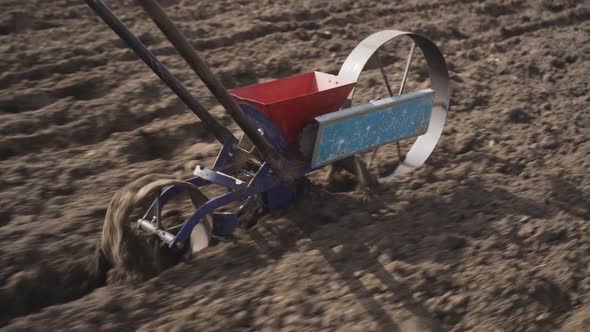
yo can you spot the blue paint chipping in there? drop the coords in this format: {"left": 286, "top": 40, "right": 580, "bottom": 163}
{"left": 311, "top": 89, "right": 434, "bottom": 167}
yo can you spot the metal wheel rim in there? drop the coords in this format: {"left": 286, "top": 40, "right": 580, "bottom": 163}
{"left": 338, "top": 30, "right": 450, "bottom": 181}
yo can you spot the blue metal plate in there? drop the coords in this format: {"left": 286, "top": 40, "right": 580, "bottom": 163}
{"left": 311, "top": 89, "right": 434, "bottom": 167}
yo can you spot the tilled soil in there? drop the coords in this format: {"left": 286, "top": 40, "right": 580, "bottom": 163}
{"left": 1, "top": 0, "right": 589, "bottom": 331}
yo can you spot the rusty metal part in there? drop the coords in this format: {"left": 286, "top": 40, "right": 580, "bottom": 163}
{"left": 298, "top": 123, "right": 319, "bottom": 160}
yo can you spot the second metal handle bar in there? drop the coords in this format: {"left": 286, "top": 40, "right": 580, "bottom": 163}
{"left": 86, "top": 0, "right": 295, "bottom": 180}
{"left": 85, "top": 0, "right": 235, "bottom": 145}
{"left": 136, "top": 0, "right": 295, "bottom": 180}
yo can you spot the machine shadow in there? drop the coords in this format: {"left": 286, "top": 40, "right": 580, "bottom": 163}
{"left": 550, "top": 176, "right": 590, "bottom": 220}
{"left": 160, "top": 179, "right": 552, "bottom": 330}
{"left": 246, "top": 180, "right": 553, "bottom": 329}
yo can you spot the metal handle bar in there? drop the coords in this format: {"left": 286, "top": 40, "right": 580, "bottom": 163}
{"left": 85, "top": 0, "right": 235, "bottom": 145}
{"left": 86, "top": 0, "right": 295, "bottom": 180}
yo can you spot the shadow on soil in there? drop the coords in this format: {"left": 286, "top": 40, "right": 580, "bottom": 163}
{"left": 1, "top": 176, "right": 575, "bottom": 328}
{"left": 160, "top": 179, "right": 555, "bottom": 330}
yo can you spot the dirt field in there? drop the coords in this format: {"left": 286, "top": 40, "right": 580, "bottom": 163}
{"left": 1, "top": 0, "right": 589, "bottom": 331}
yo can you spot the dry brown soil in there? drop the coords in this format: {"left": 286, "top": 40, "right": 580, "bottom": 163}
{"left": 1, "top": 0, "right": 589, "bottom": 331}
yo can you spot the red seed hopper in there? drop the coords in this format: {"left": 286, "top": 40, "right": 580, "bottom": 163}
{"left": 229, "top": 71, "right": 356, "bottom": 148}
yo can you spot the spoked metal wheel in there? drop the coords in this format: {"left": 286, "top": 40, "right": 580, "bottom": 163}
{"left": 139, "top": 179, "right": 213, "bottom": 257}
{"left": 100, "top": 175, "right": 213, "bottom": 280}
{"left": 337, "top": 30, "right": 450, "bottom": 183}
